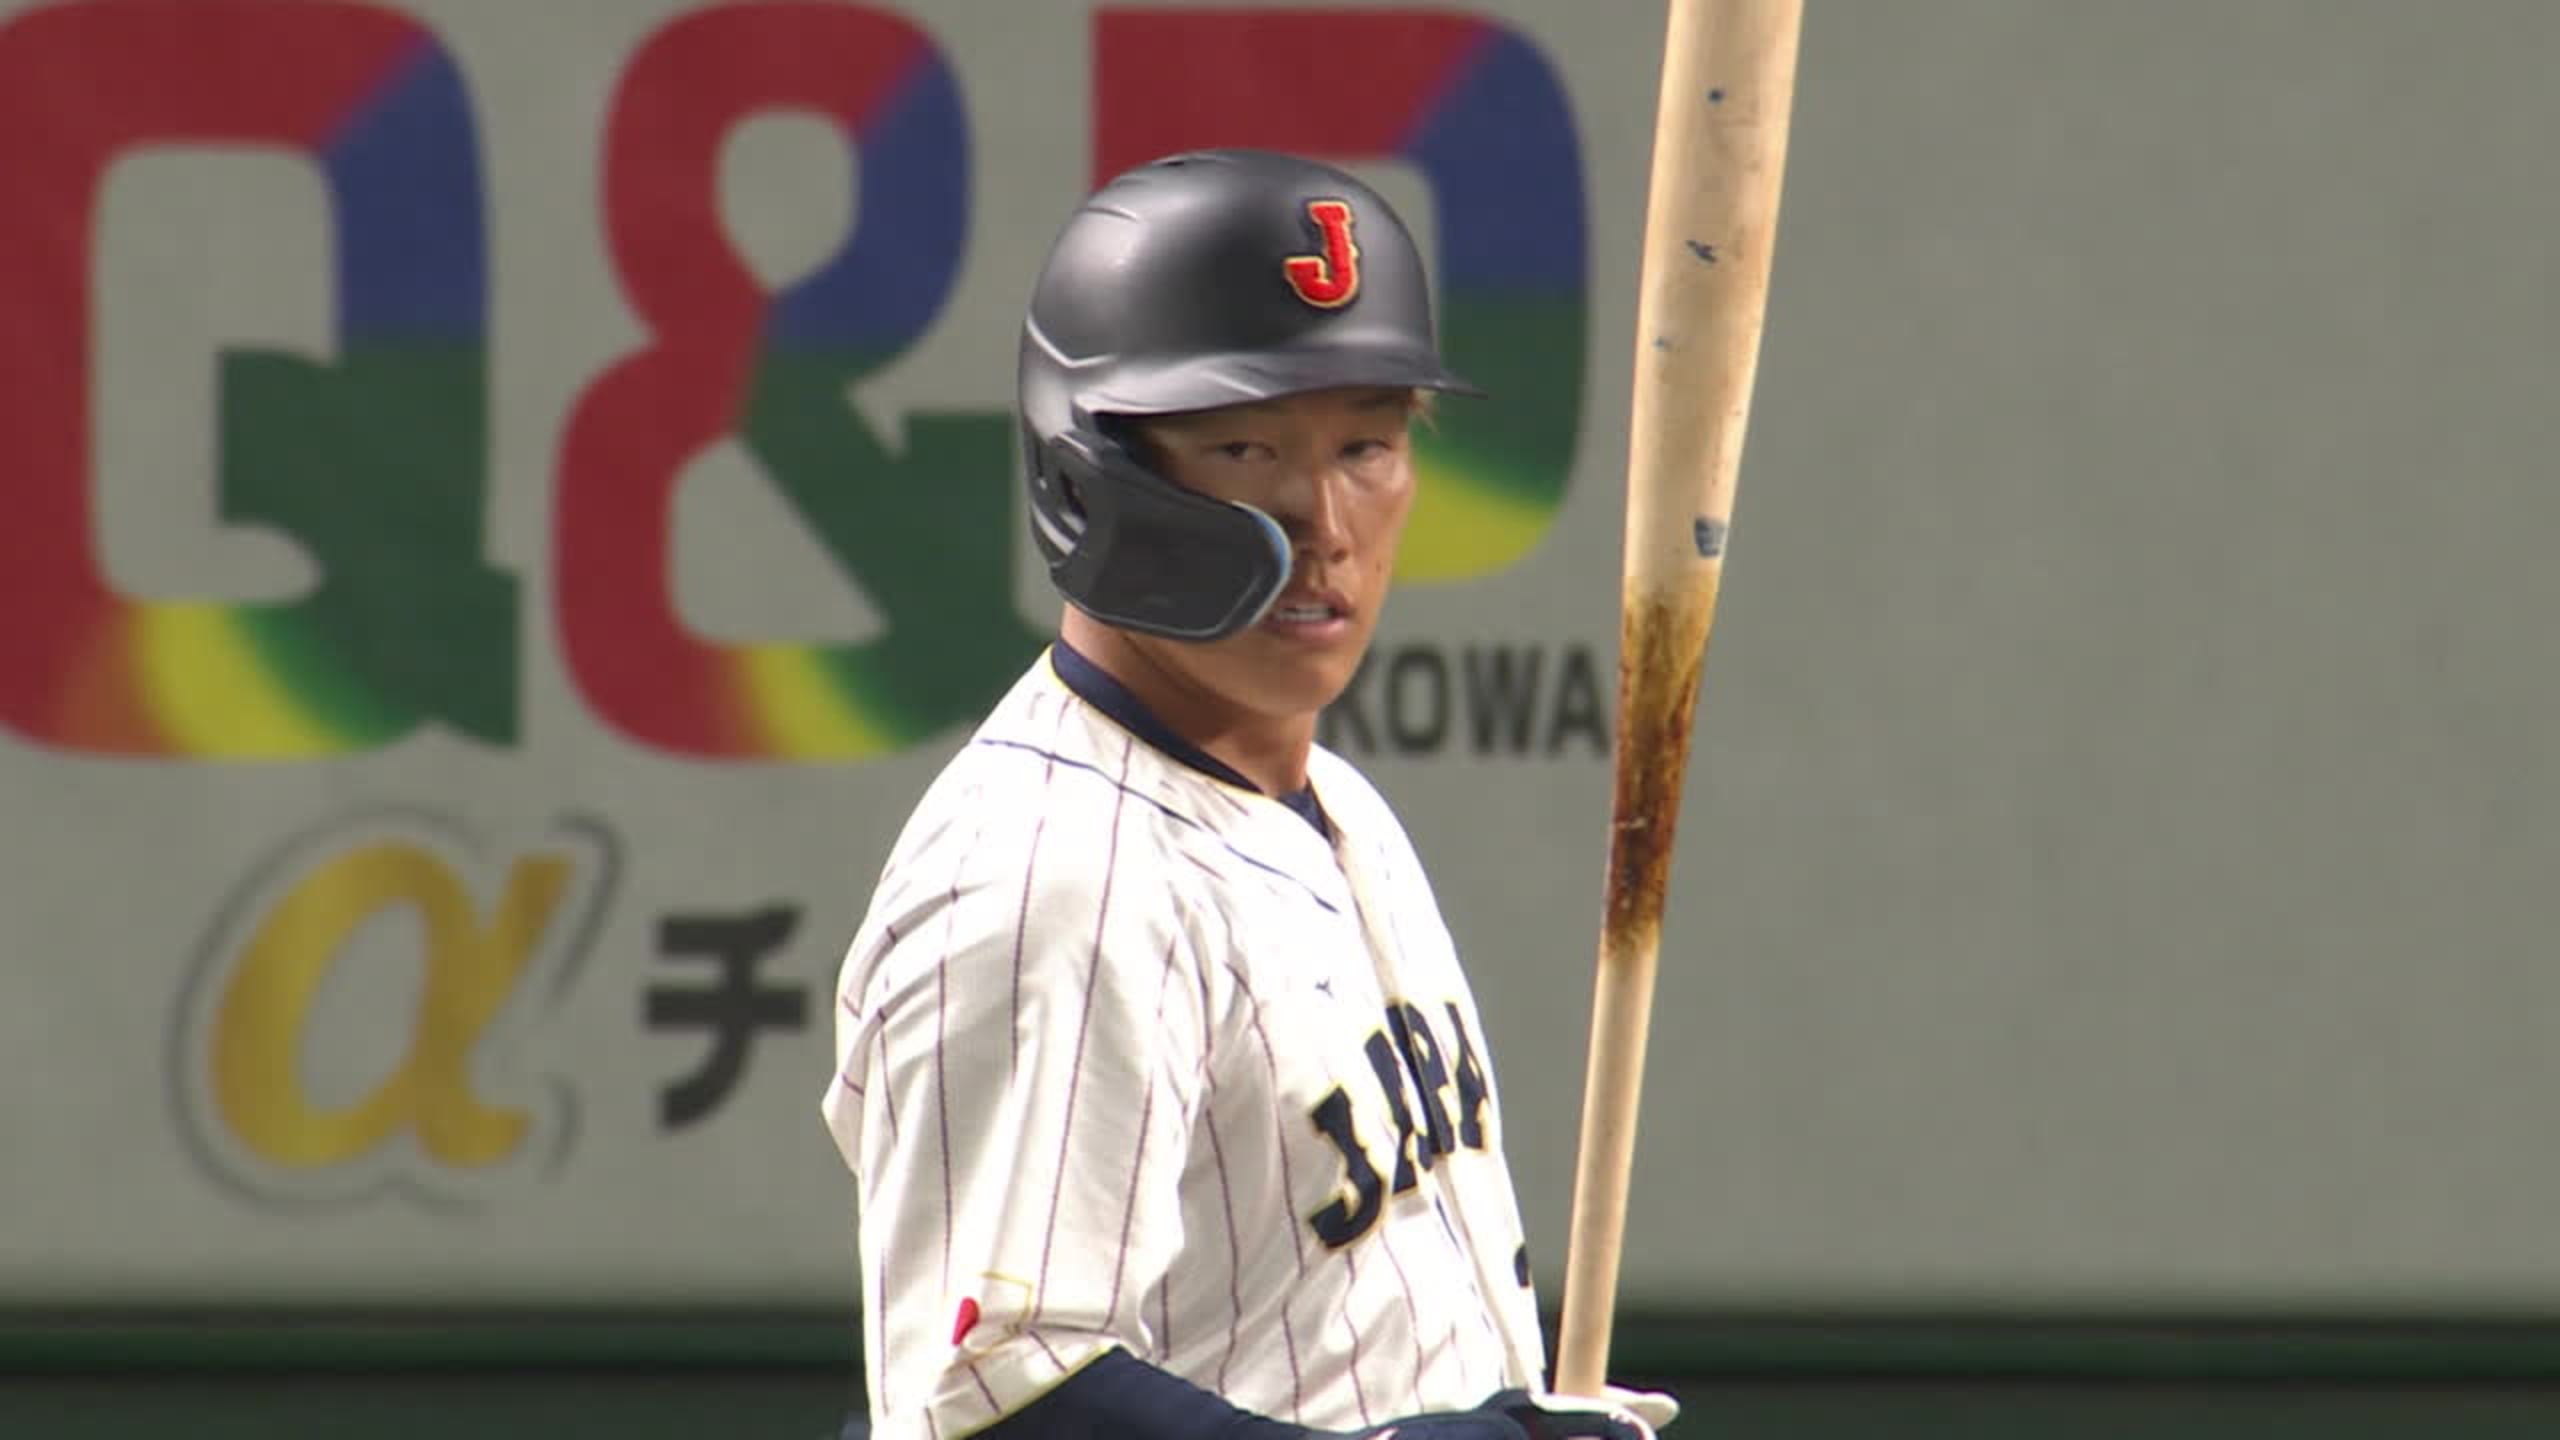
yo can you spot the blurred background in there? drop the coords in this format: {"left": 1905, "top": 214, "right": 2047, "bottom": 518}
{"left": 5, "top": 0, "right": 2558, "bottom": 1434}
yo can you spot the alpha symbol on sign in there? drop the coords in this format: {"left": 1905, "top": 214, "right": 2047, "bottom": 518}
{"left": 1284, "top": 199, "right": 1362, "bottom": 308}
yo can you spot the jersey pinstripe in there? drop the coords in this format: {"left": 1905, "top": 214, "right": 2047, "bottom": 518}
{"left": 822, "top": 651, "right": 1546, "bottom": 1439}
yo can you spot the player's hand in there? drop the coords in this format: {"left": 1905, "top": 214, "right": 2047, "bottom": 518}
{"left": 1547, "top": 1386, "right": 1678, "bottom": 1433}
{"left": 1332, "top": 1390, "right": 1636, "bottom": 1440}
{"left": 1329, "top": 1381, "right": 1674, "bottom": 1440}
{"left": 1476, "top": 1384, "right": 1676, "bottom": 1439}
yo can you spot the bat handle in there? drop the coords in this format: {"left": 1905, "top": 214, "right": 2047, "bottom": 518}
{"left": 1553, "top": 927, "right": 1663, "bottom": 1397}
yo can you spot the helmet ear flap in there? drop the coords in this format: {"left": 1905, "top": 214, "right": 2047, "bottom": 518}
{"left": 1035, "top": 427, "right": 1292, "bottom": 643}
{"left": 1022, "top": 419, "right": 1088, "bottom": 560}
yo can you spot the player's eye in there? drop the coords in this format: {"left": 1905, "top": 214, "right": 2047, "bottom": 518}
{"left": 1340, "top": 436, "right": 1403, "bottom": 482}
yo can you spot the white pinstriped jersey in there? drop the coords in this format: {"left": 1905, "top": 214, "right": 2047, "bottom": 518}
{"left": 822, "top": 650, "right": 1546, "bottom": 1439}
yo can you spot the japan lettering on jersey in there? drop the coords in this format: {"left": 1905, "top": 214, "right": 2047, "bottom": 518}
{"left": 822, "top": 653, "right": 1546, "bottom": 1439}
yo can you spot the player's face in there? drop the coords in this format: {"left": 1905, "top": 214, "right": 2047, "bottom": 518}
{"left": 1131, "top": 386, "right": 1419, "bottom": 722}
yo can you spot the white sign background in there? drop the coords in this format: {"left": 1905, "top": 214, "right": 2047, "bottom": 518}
{"left": 5, "top": 0, "right": 2558, "bottom": 1316}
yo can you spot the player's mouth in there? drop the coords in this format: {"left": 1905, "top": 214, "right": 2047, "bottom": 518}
{"left": 1260, "top": 588, "right": 1354, "bottom": 643}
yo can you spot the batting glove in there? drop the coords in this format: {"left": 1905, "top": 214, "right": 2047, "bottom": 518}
{"left": 1332, "top": 1388, "right": 1663, "bottom": 1440}
{"left": 1477, "top": 1385, "right": 1674, "bottom": 1439}
{"left": 1537, "top": 1386, "right": 1678, "bottom": 1433}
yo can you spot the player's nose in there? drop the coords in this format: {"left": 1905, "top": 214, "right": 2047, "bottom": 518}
{"left": 1280, "top": 463, "right": 1355, "bottom": 562}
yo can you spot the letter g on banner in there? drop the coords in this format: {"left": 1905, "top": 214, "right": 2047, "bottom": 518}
{"left": 0, "top": 0, "right": 515, "bottom": 757}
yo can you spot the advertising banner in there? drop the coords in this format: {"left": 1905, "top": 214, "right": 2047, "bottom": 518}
{"left": 9, "top": 0, "right": 2560, "bottom": 1315}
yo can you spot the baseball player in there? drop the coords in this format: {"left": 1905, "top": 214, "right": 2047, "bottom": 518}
{"left": 821, "top": 150, "right": 1674, "bottom": 1440}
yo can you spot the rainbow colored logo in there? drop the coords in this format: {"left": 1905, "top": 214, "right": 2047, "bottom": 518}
{"left": 0, "top": 0, "right": 511, "bottom": 757}
{"left": 1, "top": 4, "right": 1589, "bottom": 763}
{"left": 553, "top": 5, "right": 1039, "bottom": 760}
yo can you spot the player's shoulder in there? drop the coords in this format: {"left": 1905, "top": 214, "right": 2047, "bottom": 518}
{"left": 873, "top": 653, "right": 1234, "bottom": 901}
{"left": 867, "top": 653, "right": 1368, "bottom": 939}
{"left": 843, "top": 659, "right": 1208, "bottom": 998}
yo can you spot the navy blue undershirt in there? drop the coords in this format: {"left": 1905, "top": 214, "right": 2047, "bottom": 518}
{"left": 1050, "top": 639, "right": 1333, "bottom": 842}
{"left": 959, "top": 1347, "right": 1523, "bottom": 1439}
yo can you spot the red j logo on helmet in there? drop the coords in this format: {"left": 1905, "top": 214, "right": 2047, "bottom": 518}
{"left": 1283, "top": 199, "right": 1361, "bottom": 308}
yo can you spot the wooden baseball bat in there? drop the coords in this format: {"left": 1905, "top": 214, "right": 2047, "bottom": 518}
{"left": 1552, "top": 0, "right": 1804, "bottom": 1400}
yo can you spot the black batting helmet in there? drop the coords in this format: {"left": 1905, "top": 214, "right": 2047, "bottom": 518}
{"left": 1019, "top": 149, "right": 1478, "bottom": 642}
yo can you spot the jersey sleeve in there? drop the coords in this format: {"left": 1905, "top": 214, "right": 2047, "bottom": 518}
{"left": 822, "top": 774, "right": 1217, "bottom": 1437}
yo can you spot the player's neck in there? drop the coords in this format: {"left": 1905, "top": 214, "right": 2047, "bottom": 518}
{"left": 1186, "top": 718, "right": 1316, "bottom": 799}
{"left": 1058, "top": 614, "right": 1318, "bottom": 797}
